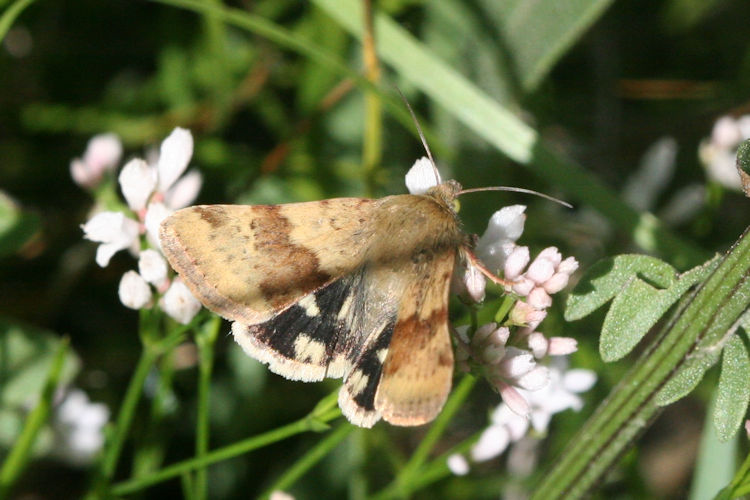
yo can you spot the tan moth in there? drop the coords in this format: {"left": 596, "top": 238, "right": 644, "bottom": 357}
{"left": 158, "top": 111, "right": 567, "bottom": 427}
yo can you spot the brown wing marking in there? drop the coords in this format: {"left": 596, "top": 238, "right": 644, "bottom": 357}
{"left": 159, "top": 199, "right": 376, "bottom": 325}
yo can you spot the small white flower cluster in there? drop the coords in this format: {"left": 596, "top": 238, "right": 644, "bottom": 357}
{"left": 404, "top": 158, "right": 592, "bottom": 473}
{"left": 78, "top": 128, "right": 202, "bottom": 324}
{"left": 448, "top": 359, "right": 596, "bottom": 473}
{"left": 51, "top": 388, "right": 110, "bottom": 466}
{"left": 699, "top": 114, "right": 749, "bottom": 191}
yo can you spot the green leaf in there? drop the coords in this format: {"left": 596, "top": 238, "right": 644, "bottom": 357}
{"left": 0, "top": 191, "right": 40, "bottom": 258}
{"left": 600, "top": 259, "right": 711, "bottom": 361}
{"left": 713, "top": 333, "right": 750, "bottom": 442}
{"left": 475, "top": 0, "right": 614, "bottom": 92}
{"left": 565, "top": 254, "right": 677, "bottom": 322}
{"left": 0, "top": 318, "right": 80, "bottom": 409}
{"left": 656, "top": 348, "right": 722, "bottom": 406}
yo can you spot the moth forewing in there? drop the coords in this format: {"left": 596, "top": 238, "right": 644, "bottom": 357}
{"left": 159, "top": 199, "right": 378, "bottom": 325}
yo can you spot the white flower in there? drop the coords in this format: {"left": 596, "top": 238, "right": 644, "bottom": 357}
{"left": 476, "top": 205, "right": 526, "bottom": 273}
{"left": 161, "top": 278, "right": 201, "bottom": 324}
{"left": 164, "top": 169, "right": 203, "bottom": 210}
{"left": 447, "top": 453, "right": 470, "bottom": 475}
{"left": 405, "top": 157, "right": 440, "bottom": 194}
{"left": 157, "top": 127, "right": 194, "bottom": 192}
{"left": 51, "top": 389, "right": 109, "bottom": 466}
{"left": 144, "top": 201, "right": 172, "bottom": 250}
{"left": 138, "top": 249, "right": 168, "bottom": 286}
{"left": 454, "top": 360, "right": 596, "bottom": 471}
{"left": 82, "top": 211, "right": 140, "bottom": 267}
{"left": 119, "top": 271, "right": 152, "bottom": 309}
{"left": 699, "top": 115, "right": 746, "bottom": 191}
{"left": 119, "top": 158, "right": 157, "bottom": 211}
{"left": 70, "top": 133, "right": 122, "bottom": 188}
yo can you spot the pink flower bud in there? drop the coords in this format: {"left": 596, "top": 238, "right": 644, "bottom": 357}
{"left": 527, "top": 287, "right": 552, "bottom": 310}
{"left": 526, "top": 254, "right": 555, "bottom": 284}
{"left": 463, "top": 263, "right": 486, "bottom": 303}
{"left": 504, "top": 246, "right": 530, "bottom": 280}
{"left": 512, "top": 278, "right": 535, "bottom": 296}
{"left": 543, "top": 272, "right": 570, "bottom": 294}
{"left": 548, "top": 337, "right": 578, "bottom": 356}
{"left": 497, "top": 381, "right": 530, "bottom": 418}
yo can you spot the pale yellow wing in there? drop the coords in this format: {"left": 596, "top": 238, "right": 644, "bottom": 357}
{"left": 159, "top": 200, "right": 377, "bottom": 325}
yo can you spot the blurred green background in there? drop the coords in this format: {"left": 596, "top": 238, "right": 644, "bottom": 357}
{"left": 1, "top": 0, "right": 749, "bottom": 498}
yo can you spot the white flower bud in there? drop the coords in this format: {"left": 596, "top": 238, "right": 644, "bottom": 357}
{"left": 161, "top": 279, "right": 201, "bottom": 324}
{"left": 138, "top": 249, "right": 168, "bottom": 285}
{"left": 447, "top": 454, "right": 470, "bottom": 475}
{"left": 118, "top": 271, "right": 152, "bottom": 310}
{"left": 471, "top": 424, "right": 511, "bottom": 462}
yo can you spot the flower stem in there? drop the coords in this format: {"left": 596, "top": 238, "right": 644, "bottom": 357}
{"left": 194, "top": 316, "right": 220, "bottom": 500}
{"left": 109, "top": 405, "right": 342, "bottom": 495}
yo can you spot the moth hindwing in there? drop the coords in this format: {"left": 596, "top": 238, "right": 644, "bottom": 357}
{"left": 159, "top": 181, "right": 466, "bottom": 427}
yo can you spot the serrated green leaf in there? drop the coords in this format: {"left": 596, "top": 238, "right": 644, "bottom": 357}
{"left": 600, "top": 260, "right": 712, "bottom": 361}
{"left": 0, "top": 318, "right": 80, "bottom": 409}
{"left": 656, "top": 348, "right": 722, "bottom": 406}
{"left": 714, "top": 334, "right": 750, "bottom": 442}
{"left": 565, "top": 254, "right": 677, "bottom": 321}
{"left": 0, "top": 191, "right": 41, "bottom": 258}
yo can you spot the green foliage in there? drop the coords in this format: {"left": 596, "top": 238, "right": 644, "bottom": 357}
{"left": 1, "top": 0, "right": 750, "bottom": 498}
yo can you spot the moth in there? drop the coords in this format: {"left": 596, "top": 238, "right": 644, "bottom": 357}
{"left": 158, "top": 116, "right": 559, "bottom": 427}
{"left": 159, "top": 165, "right": 486, "bottom": 427}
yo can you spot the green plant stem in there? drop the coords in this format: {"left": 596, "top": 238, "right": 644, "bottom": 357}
{"left": 361, "top": 0, "right": 382, "bottom": 198}
{"left": 531, "top": 226, "right": 750, "bottom": 499}
{"left": 392, "top": 375, "right": 476, "bottom": 496}
{"left": 0, "top": 0, "right": 35, "bottom": 43}
{"left": 0, "top": 339, "right": 69, "bottom": 500}
{"left": 194, "top": 316, "right": 220, "bottom": 500}
{"left": 110, "top": 407, "right": 342, "bottom": 495}
{"left": 90, "top": 313, "right": 191, "bottom": 496}
{"left": 259, "top": 423, "right": 355, "bottom": 499}
{"left": 370, "top": 429, "right": 481, "bottom": 500}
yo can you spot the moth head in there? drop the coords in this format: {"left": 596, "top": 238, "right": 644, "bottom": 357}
{"left": 425, "top": 179, "right": 462, "bottom": 210}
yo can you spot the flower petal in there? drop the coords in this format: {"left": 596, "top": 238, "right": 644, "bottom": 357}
{"left": 157, "top": 127, "right": 194, "bottom": 192}
{"left": 119, "top": 159, "right": 157, "bottom": 211}
{"left": 405, "top": 157, "right": 440, "bottom": 194}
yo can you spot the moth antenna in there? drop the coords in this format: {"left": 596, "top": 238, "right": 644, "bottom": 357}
{"left": 458, "top": 186, "right": 573, "bottom": 209}
{"left": 394, "top": 86, "right": 441, "bottom": 184}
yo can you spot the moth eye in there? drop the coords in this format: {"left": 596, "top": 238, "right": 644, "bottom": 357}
{"left": 452, "top": 199, "right": 461, "bottom": 213}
